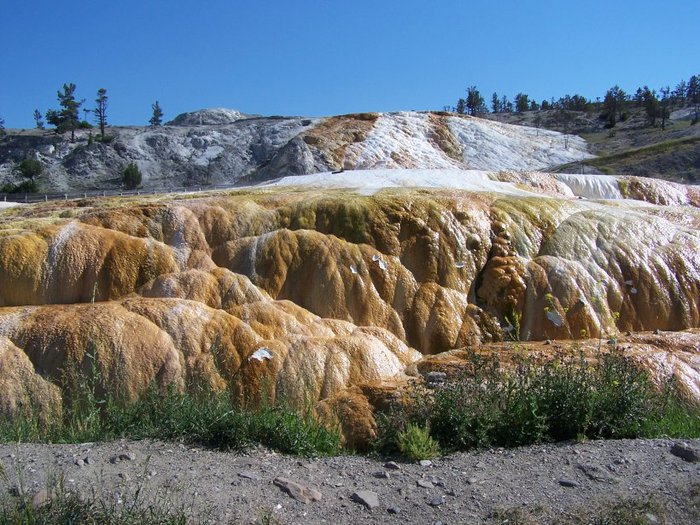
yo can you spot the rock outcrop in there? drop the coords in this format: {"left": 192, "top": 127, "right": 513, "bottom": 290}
{"left": 0, "top": 110, "right": 592, "bottom": 192}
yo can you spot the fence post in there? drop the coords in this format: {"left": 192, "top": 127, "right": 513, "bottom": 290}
{"left": 64, "top": 194, "right": 68, "bottom": 200}
{"left": 24, "top": 194, "right": 28, "bottom": 203}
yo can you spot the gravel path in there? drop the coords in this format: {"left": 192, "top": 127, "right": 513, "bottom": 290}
{"left": 1, "top": 438, "right": 698, "bottom": 524}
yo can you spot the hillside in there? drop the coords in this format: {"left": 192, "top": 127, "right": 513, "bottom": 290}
{"left": 0, "top": 110, "right": 591, "bottom": 192}
{"left": 487, "top": 106, "right": 700, "bottom": 183}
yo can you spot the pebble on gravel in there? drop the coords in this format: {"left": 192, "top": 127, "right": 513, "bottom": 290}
{"left": 419, "top": 460, "right": 433, "bottom": 467}
{"left": 273, "top": 477, "right": 322, "bottom": 504}
{"left": 558, "top": 480, "right": 579, "bottom": 488}
{"left": 576, "top": 463, "right": 620, "bottom": 483}
{"left": 109, "top": 452, "right": 136, "bottom": 464}
{"left": 383, "top": 461, "right": 401, "bottom": 470}
{"left": 351, "top": 490, "right": 380, "bottom": 510}
{"left": 670, "top": 442, "right": 699, "bottom": 463}
{"left": 387, "top": 506, "right": 400, "bottom": 514}
{"left": 427, "top": 496, "right": 445, "bottom": 507}
{"left": 417, "top": 479, "right": 434, "bottom": 489}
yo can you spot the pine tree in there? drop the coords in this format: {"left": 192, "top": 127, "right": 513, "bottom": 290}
{"left": 642, "top": 87, "right": 660, "bottom": 126}
{"left": 491, "top": 92, "right": 500, "bottom": 113}
{"left": 514, "top": 93, "right": 529, "bottom": 113}
{"left": 500, "top": 95, "right": 512, "bottom": 113}
{"left": 56, "top": 83, "right": 83, "bottom": 142}
{"left": 149, "top": 101, "right": 163, "bottom": 127}
{"left": 456, "top": 98, "right": 466, "bottom": 115}
{"left": 0, "top": 116, "right": 5, "bottom": 136}
{"left": 673, "top": 80, "right": 688, "bottom": 107}
{"left": 688, "top": 75, "right": 700, "bottom": 124}
{"left": 465, "top": 86, "right": 486, "bottom": 115}
{"left": 33, "top": 110, "right": 44, "bottom": 130}
{"left": 602, "top": 86, "right": 627, "bottom": 128}
{"left": 94, "top": 88, "right": 108, "bottom": 138}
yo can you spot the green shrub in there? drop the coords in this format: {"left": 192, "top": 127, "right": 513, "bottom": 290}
{"left": 15, "top": 158, "right": 42, "bottom": 180}
{"left": 397, "top": 423, "right": 440, "bottom": 460}
{"left": 122, "top": 162, "right": 142, "bottom": 189}
{"left": 1, "top": 179, "right": 38, "bottom": 194}
{"left": 378, "top": 348, "right": 700, "bottom": 454}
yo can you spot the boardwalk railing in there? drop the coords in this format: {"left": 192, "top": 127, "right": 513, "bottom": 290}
{"left": 0, "top": 183, "right": 256, "bottom": 204}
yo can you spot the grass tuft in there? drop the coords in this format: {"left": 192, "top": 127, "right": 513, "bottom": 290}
{"left": 0, "top": 379, "right": 342, "bottom": 457}
{"left": 397, "top": 423, "right": 440, "bottom": 461}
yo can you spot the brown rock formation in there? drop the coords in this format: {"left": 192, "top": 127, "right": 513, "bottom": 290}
{"left": 0, "top": 179, "right": 699, "bottom": 445}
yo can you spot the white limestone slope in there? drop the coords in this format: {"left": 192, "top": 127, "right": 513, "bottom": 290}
{"left": 263, "top": 168, "right": 700, "bottom": 210}
{"left": 0, "top": 109, "right": 595, "bottom": 192}
{"left": 263, "top": 168, "right": 539, "bottom": 196}
{"left": 342, "top": 112, "right": 592, "bottom": 172}
{"left": 447, "top": 116, "right": 592, "bottom": 170}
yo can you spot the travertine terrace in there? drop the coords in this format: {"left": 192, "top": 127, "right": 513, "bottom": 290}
{"left": 1, "top": 168, "right": 699, "bottom": 445}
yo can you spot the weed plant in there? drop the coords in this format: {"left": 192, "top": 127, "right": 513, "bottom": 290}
{"left": 377, "top": 346, "right": 700, "bottom": 455}
{"left": 396, "top": 423, "right": 440, "bottom": 460}
{"left": 0, "top": 461, "right": 193, "bottom": 525}
{"left": 0, "top": 355, "right": 341, "bottom": 457}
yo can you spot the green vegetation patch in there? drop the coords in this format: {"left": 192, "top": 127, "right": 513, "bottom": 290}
{"left": 376, "top": 347, "right": 700, "bottom": 457}
{"left": 0, "top": 354, "right": 342, "bottom": 457}
{"left": 555, "top": 136, "right": 700, "bottom": 180}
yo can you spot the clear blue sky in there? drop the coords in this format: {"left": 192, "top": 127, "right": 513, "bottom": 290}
{"left": 2, "top": 0, "right": 698, "bottom": 128}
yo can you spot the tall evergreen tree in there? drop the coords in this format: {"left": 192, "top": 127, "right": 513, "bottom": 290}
{"left": 456, "top": 98, "right": 466, "bottom": 115}
{"left": 491, "top": 92, "right": 500, "bottom": 113}
{"left": 673, "top": 79, "right": 688, "bottom": 107}
{"left": 465, "top": 86, "right": 486, "bottom": 115}
{"left": 633, "top": 87, "right": 645, "bottom": 107}
{"left": 688, "top": 75, "right": 700, "bottom": 123}
{"left": 149, "top": 101, "right": 164, "bottom": 127}
{"left": 33, "top": 110, "right": 44, "bottom": 130}
{"left": 641, "top": 87, "right": 660, "bottom": 126}
{"left": 500, "top": 95, "right": 512, "bottom": 113}
{"left": 602, "top": 86, "right": 627, "bottom": 128}
{"left": 56, "top": 83, "right": 83, "bottom": 142}
{"left": 514, "top": 93, "right": 529, "bottom": 113}
{"left": 94, "top": 88, "right": 108, "bottom": 137}
{"left": 0, "top": 116, "right": 5, "bottom": 136}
